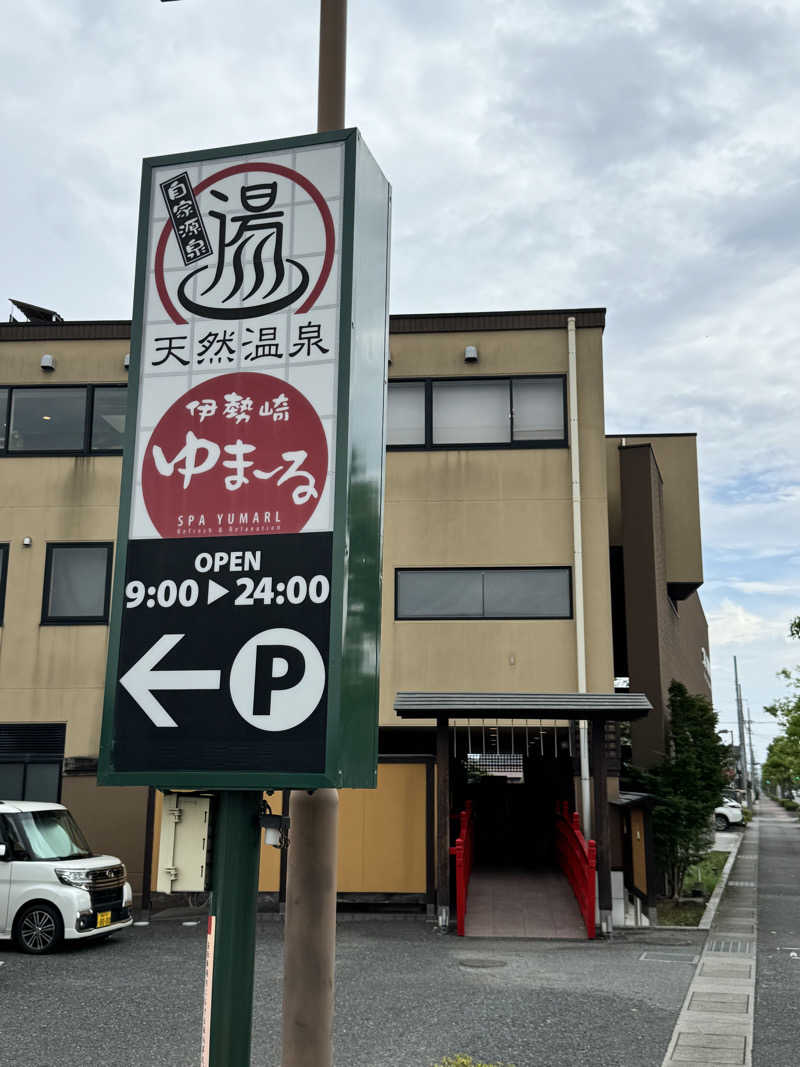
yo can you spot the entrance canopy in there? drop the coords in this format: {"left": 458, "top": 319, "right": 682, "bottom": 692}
{"left": 394, "top": 691, "right": 652, "bottom": 721}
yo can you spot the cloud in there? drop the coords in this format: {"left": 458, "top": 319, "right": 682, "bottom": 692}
{"left": 705, "top": 579, "right": 800, "bottom": 597}
{"left": 707, "top": 599, "right": 786, "bottom": 647}
{"left": 1, "top": 0, "right": 799, "bottom": 757}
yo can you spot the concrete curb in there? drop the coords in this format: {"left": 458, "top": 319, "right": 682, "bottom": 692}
{"left": 699, "top": 830, "right": 745, "bottom": 930}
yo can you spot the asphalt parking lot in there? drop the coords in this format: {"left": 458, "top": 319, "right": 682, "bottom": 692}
{"left": 0, "top": 916, "right": 701, "bottom": 1067}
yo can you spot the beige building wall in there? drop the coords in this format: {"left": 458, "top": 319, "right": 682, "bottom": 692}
{"left": 0, "top": 334, "right": 140, "bottom": 881}
{"left": 381, "top": 322, "right": 614, "bottom": 729}
{"left": 1, "top": 312, "right": 619, "bottom": 899}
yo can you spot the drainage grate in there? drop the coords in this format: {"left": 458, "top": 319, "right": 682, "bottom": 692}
{"left": 639, "top": 951, "right": 699, "bottom": 964}
{"left": 707, "top": 939, "right": 754, "bottom": 954}
{"left": 458, "top": 958, "right": 508, "bottom": 970}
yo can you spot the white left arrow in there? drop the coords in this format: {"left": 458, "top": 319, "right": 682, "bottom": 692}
{"left": 119, "top": 634, "right": 222, "bottom": 727}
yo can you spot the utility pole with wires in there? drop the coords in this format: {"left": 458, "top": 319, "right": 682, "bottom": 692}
{"left": 733, "top": 656, "right": 752, "bottom": 807}
{"left": 745, "top": 700, "right": 758, "bottom": 800}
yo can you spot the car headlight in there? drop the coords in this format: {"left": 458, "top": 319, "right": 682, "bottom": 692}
{"left": 55, "top": 868, "right": 94, "bottom": 889}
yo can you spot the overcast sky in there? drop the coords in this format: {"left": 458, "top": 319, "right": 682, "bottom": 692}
{"left": 2, "top": 0, "right": 798, "bottom": 763}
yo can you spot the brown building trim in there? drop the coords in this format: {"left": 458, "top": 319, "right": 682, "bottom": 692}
{"left": 390, "top": 308, "right": 606, "bottom": 333}
{"left": 607, "top": 432, "right": 698, "bottom": 439}
{"left": 620, "top": 445, "right": 668, "bottom": 768}
{"left": 0, "top": 321, "right": 132, "bottom": 342}
{"left": 0, "top": 308, "right": 606, "bottom": 344}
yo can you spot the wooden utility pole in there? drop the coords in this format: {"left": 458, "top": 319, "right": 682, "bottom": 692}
{"left": 281, "top": 5, "right": 347, "bottom": 1065}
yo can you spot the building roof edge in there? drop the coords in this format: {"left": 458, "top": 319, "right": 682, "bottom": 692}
{"left": 0, "top": 308, "right": 607, "bottom": 343}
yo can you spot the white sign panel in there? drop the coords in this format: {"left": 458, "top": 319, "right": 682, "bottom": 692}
{"left": 131, "top": 141, "right": 344, "bottom": 542}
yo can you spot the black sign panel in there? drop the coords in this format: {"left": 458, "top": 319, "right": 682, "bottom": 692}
{"left": 113, "top": 533, "right": 332, "bottom": 776}
{"left": 159, "top": 171, "right": 214, "bottom": 266}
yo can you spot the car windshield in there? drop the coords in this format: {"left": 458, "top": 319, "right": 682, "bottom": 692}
{"left": 9, "top": 810, "right": 93, "bottom": 861}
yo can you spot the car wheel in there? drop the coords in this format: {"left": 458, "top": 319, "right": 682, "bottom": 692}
{"left": 715, "top": 813, "right": 730, "bottom": 831}
{"left": 14, "top": 902, "right": 64, "bottom": 955}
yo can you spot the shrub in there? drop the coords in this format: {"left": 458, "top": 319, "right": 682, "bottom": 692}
{"left": 625, "top": 682, "right": 726, "bottom": 898}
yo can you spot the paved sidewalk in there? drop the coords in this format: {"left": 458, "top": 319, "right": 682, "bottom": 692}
{"left": 661, "top": 813, "right": 758, "bottom": 1066}
{"left": 753, "top": 796, "right": 800, "bottom": 1065}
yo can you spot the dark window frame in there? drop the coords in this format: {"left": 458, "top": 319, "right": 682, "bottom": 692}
{"left": 386, "top": 374, "right": 568, "bottom": 451}
{"left": 41, "top": 541, "right": 114, "bottom": 626}
{"left": 0, "top": 543, "right": 7, "bottom": 626}
{"left": 0, "top": 762, "right": 63, "bottom": 805}
{"left": 0, "top": 383, "right": 126, "bottom": 457}
{"left": 394, "top": 565, "right": 574, "bottom": 621}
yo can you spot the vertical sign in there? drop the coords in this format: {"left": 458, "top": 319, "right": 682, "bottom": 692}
{"left": 100, "top": 130, "right": 390, "bottom": 789}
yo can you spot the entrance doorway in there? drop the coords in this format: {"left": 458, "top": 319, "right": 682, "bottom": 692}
{"left": 456, "top": 724, "right": 575, "bottom": 869}
{"left": 452, "top": 725, "right": 584, "bottom": 938}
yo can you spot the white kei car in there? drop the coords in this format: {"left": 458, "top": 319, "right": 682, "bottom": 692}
{"left": 0, "top": 800, "right": 133, "bottom": 954}
{"left": 714, "top": 797, "right": 744, "bottom": 831}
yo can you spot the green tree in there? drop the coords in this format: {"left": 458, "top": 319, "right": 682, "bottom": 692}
{"left": 763, "top": 666, "right": 800, "bottom": 795}
{"left": 759, "top": 621, "right": 800, "bottom": 794}
{"left": 626, "top": 681, "right": 727, "bottom": 899}
{"left": 762, "top": 734, "right": 800, "bottom": 796}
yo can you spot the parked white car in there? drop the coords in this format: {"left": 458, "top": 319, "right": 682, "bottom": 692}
{"left": 0, "top": 800, "right": 133, "bottom": 954}
{"left": 715, "top": 797, "right": 744, "bottom": 831}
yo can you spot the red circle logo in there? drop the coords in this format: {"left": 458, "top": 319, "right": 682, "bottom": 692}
{"left": 155, "top": 163, "right": 335, "bottom": 325}
{"left": 141, "top": 373, "right": 328, "bottom": 538}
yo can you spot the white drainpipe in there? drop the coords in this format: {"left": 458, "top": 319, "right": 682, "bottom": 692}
{"left": 567, "top": 316, "right": 591, "bottom": 839}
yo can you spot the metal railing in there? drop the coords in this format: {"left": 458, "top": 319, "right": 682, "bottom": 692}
{"left": 449, "top": 801, "right": 474, "bottom": 936}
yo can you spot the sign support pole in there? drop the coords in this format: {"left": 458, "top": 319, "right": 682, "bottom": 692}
{"left": 205, "top": 790, "right": 262, "bottom": 1067}
{"left": 281, "top": 6, "right": 347, "bottom": 1065}
{"left": 281, "top": 789, "right": 339, "bottom": 1067}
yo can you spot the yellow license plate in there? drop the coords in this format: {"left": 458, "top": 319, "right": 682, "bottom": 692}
{"left": 96, "top": 911, "right": 112, "bottom": 928}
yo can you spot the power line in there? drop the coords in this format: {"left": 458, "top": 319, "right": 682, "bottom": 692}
{"left": 717, "top": 720, "right": 778, "bottom": 726}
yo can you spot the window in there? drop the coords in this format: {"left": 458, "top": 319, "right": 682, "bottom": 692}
{"left": 0, "top": 385, "right": 126, "bottom": 454}
{"left": 42, "top": 543, "right": 113, "bottom": 624}
{"left": 387, "top": 376, "right": 567, "bottom": 450}
{"left": 0, "top": 723, "right": 65, "bottom": 803}
{"left": 386, "top": 381, "right": 425, "bottom": 445}
{"left": 0, "top": 543, "right": 7, "bottom": 625}
{"left": 512, "top": 378, "right": 565, "bottom": 441}
{"left": 10, "top": 808, "right": 91, "bottom": 860}
{"left": 9, "top": 387, "right": 87, "bottom": 452}
{"left": 91, "top": 386, "right": 127, "bottom": 451}
{"left": 395, "top": 567, "right": 572, "bottom": 620}
{"left": 433, "top": 379, "right": 510, "bottom": 445}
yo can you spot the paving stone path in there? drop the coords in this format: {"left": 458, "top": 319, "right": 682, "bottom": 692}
{"left": 661, "top": 819, "right": 758, "bottom": 1066}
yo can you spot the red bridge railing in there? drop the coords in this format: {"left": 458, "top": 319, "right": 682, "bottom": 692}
{"left": 449, "top": 801, "right": 474, "bottom": 936}
{"left": 554, "top": 800, "right": 596, "bottom": 939}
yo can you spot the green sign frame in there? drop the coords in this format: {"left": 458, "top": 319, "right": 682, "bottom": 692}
{"left": 98, "top": 128, "right": 390, "bottom": 790}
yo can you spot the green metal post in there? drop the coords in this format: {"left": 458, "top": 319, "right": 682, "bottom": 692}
{"left": 204, "top": 790, "right": 262, "bottom": 1067}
